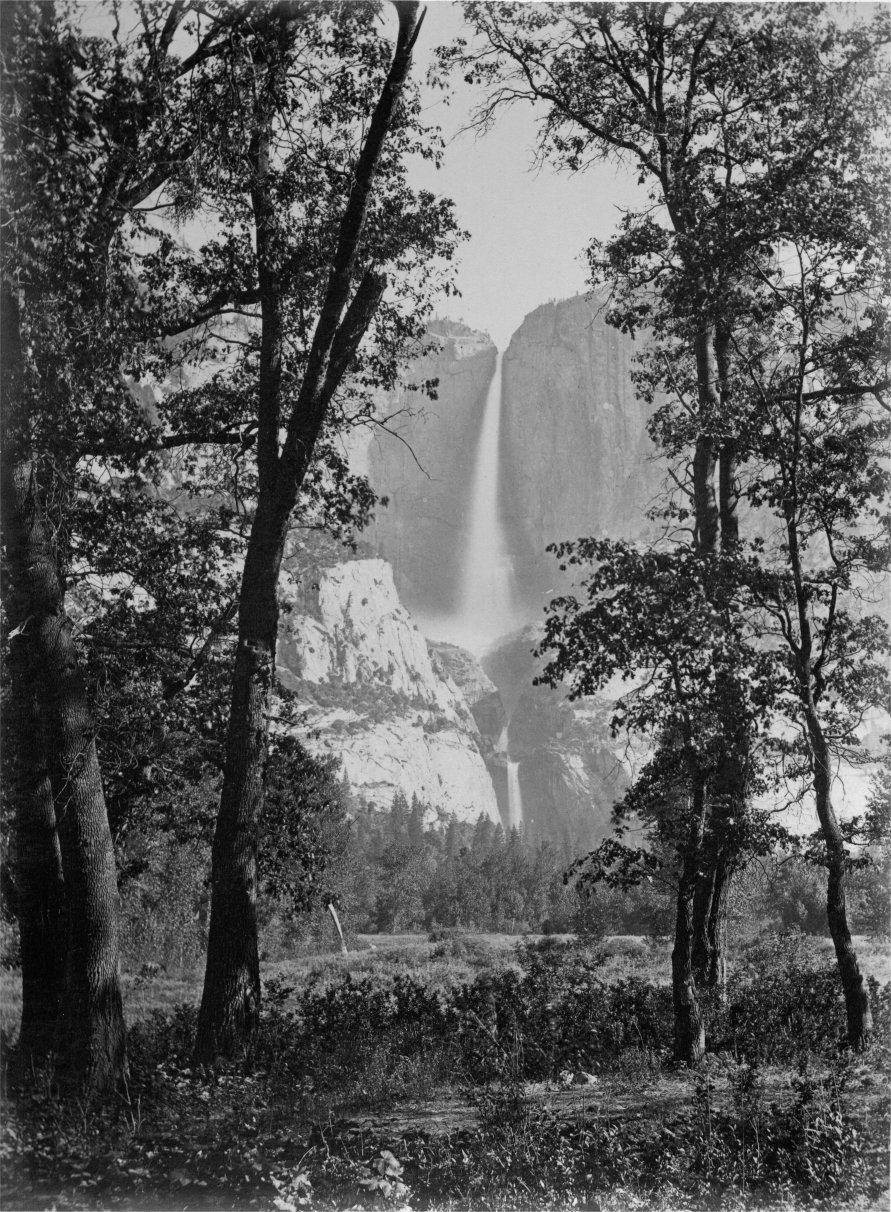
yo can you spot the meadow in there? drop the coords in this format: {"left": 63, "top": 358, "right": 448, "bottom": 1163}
{"left": 2, "top": 930, "right": 889, "bottom": 1210}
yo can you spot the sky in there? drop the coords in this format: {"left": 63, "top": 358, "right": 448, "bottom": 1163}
{"left": 76, "top": 1, "right": 877, "bottom": 352}
{"left": 78, "top": 0, "right": 643, "bottom": 351}
{"left": 386, "top": 0, "right": 879, "bottom": 349}
{"left": 406, "top": 2, "right": 644, "bottom": 349}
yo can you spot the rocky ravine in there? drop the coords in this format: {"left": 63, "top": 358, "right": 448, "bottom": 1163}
{"left": 483, "top": 628, "right": 627, "bottom": 854}
{"left": 276, "top": 558, "right": 500, "bottom": 827}
{"left": 431, "top": 630, "right": 627, "bottom": 852}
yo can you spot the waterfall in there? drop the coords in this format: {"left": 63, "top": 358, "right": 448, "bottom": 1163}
{"left": 425, "top": 351, "right": 522, "bottom": 653}
{"left": 506, "top": 760, "right": 524, "bottom": 831}
{"left": 459, "top": 351, "right": 515, "bottom": 637}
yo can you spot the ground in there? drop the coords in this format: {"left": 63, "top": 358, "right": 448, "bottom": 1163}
{"left": 1, "top": 932, "right": 889, "bottom": 1211}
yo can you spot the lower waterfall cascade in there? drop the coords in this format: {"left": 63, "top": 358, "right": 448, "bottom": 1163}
{"left": 506, "top": 760, "right": 524, "bottom": 831}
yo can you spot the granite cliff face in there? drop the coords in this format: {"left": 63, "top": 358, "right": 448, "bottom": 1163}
{"left": 366, "top": 297, "right": 662, "bottom": 619}
{"left": 365, "top": 321, "right": 497, "bottom": 620}
{"left": 483, "top": 628, "right": 627, "bottom": 853}
{"left": 358, "top": 297, "right": 658, "bottom": 842}
{"left": 500, "top": 296, "right": 661, "bottom": 603}
{"left": 276, "top": 559, "right": 500, "bottom": 826}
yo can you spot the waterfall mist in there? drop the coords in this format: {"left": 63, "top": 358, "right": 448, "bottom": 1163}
{"left": 423, "top": 351, "right": 524, "bottom": 654}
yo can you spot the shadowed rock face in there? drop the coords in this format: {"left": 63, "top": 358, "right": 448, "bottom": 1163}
{"left": 500, "top": 296, "right": 661, "bottom": 607}
{"left": 365, "top": 321, "right": 497, "bottom": 620}
{"left": 429, "top": 641, "right": 506, "bottom": 752}
{"left": 366, "top": 297, "right": 662, "bottom": 625}
{"left": 482, "top": 628, "right": 627, "bottom": 853}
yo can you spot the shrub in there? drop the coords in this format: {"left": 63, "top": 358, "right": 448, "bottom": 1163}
{"left": 669, "top": 1055, "right": 881, "bottom": 1207}
{"left": 711, "top": 931, "right": 886, "bottom": 1062}
{"left": 428, "top": 926, "right": 466, "bottom": 943}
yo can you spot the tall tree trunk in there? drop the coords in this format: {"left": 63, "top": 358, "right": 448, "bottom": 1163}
{"left": 6, "top": 653, "right": 65, "bottom": 1070}
{"left": 2, "top": 285, "right": 126, "bottom": 1091}
{"left": 692, "top": 699, "right": 746, "bottom": 994}
{"left": 673, "top": 858, "right": 706, "bottom": 1065}
{"left": 691, "top": 861, "right": 716, "bottom": 985}
{"left": 4, "top": 464, "right": 127, "bottom": 1091}
{"left": 806, "top": 708, "right": 872, "bottom": 1050}
{"left": 692, "top": 851, "right": 730, "bottom": 992}
{"left": 672, "top": 778, "right": 706, "bottom": 1065}
{"left": 692, "top": 309, "right": 721, "bottom": 559}
{"left": 704, "top": 859, "right": 729, "bottom": 989}
{"left": 718, "top": 441, "right": 739, "bottom": 548}
{"left": 194, "top": 0, "right": 424, "bottom": 1065}
{"left": 782, "top": 440, "right": 872, "bottom": 1051}
{"left": 46, "top": 638, "right": 127, "bottom": 1091}
{"left": 687, "top": 365, "right": 745, "bottom": 996}
{"left": 194, "top": 512, "right": 286, "bottom": 1060}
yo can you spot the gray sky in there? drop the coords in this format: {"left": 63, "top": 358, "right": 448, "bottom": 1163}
{"left": 79, "top": 0, "right": 641, "bottom": 349}
{"left": 78, "top": 2, "right": 875, "bottom": 351}
{"left": 403, "top": 1, "right": 878, "bottom": 349}
{"left": 409, "top": 2, "right": 644, "bottom": 349}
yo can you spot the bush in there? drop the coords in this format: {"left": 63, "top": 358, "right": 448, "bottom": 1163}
{"left": 431, "top": 934, "right": 493, "bottom": 965}
{"left": 449, "top": 938, "right": 671, "bottom": 1081}
{"left": 428, "top": 926, "right": 466, "bottom": 943}
{"left": 5, "top": 933, "right": 889, "bottom": 1212}
{"left": 711, "top": 931, "right": 891, "bottom": 1063}
{"left": 665, "top": 1055, "right": 880, "bottom": 1207}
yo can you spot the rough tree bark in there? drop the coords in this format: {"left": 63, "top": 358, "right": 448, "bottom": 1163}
{"left": 194, "top": 0, "right": 424, "bottom": 1063}
{"left": 672, "top": 784, "right": 707, "bottom": 1066}
{"left": 806, "top": 704, "right": 872, "bottom": 1049}
{"left": 5, "top": 650, "right": 65, "bottom": 1070}
{"left": 1, "top": 283, "right": 126, "bottom": 1091}
{"left": 4, "top": 461, "right": 127, "bottom": 1090}
{"left": 691, "top": 848, "right": 730, "bottom": 991}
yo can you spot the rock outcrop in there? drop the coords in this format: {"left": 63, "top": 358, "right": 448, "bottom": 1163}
{"left": 483, "top": 627, "right": 627, "bottom": 853}
{"left": 500, "top": 296, "right": 662, "bottom": 603}
{"left": 428, "top": 641, "right": 507, "bottom": 751}
{"left": 365, "top": 320, "right": 497, "bottom": 620}
{"left": 366, "top": 296, "right": 663, "bottom": 622}
{"left": 276, "top": 559, "right": 500, "bottom": 826}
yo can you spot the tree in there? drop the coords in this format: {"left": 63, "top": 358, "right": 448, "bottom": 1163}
{"left": 449, "top": 0, "right": 889, "bottom": 1059}
{"left": 1, "top": 0, "right": 359, "bottom": 1085}
{"left": 192, "top": 0, "right": 460, "bottom": 1060}
{"left": 1, "top": 0, "right": 457, "bottom": 1074}
{"left": 726, "top": 183, "right": 890, "bottom": 1047}
{"left": 259, "top": 737, "right": 352, "bottom": 922}
{"left": 538, "top": 543, "right": 776, "bottom": 1062}
{"left": 407, "top": 794, "right": 426, "bottom": 848}
{"left": 0, "top": 1, "right": 205, "bottom": 1085}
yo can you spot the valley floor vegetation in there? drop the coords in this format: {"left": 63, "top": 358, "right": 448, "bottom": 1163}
{"left": 3, "top": 1, "right": 891, "bottom": 1209}
{"left": 2, "top": 899, "right": 889, "bottom": 1210}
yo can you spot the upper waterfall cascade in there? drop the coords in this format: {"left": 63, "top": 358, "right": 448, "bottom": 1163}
{"left": 431, "top": 352, "right": 524, "bottom": 654}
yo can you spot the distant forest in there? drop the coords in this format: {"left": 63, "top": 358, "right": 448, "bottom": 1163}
{"left": 14, "top": 752, "right": 878, "bottom": 979}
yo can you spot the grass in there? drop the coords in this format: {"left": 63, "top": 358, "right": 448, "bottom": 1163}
{"left": 2, "top": 930, "right": 889, "bottom": 1210}
{"left": 3, "top": 929, "right": 886, "bottom": 1038}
